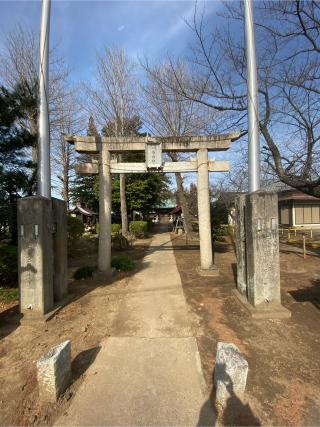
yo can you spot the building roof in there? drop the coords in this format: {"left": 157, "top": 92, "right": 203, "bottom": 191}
{"left": 262, "top": 181, "right": 293, "bottom": 193}
{"left": 169, "top": 205, "right": 182, "bottom": 214}
{"left": 70, "top": 202, "right": 97, "bottom": 216}
{"left": 262, "top": 181, "right": 319, "bottom": 201}
{"left": 154, "top": 198, "right": 176, "bottom": 209}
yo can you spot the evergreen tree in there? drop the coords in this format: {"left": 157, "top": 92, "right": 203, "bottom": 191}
{"left": 0, "top": 83, "right": 36, "bottom": 242}
{"left": 70, "top": 115, "right": 170, "bottom": 219}
{"left": 69, "top": 115, "right": 99, "bottom": 211}
{"left": 111, "top": 171, "right": 170, "bottom": 216}
{"left": 103, "top": 116, "right": 170, "bottom": 216}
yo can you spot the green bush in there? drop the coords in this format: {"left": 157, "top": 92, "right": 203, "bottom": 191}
{"left": 129, "top": 221, "right": 148, "bottom": 238}
{"left": 73, "top": 266, "right": 95, "bottom": 280}
{"left": 111, "top": 256, "right": 135, "bottom": 272}
{"left": 0, "top": 245, "right": 18, "bottom": 287}
{"left": 67, "top": 216, "right": 85, "bottom": 241}
{"left": 112, "top": 223, "right": 121, "bottom": 234}
{"left": 112, "top": 234, "right": 129, "bottom": 250}
{"left": 0, "top": 287, "right": 19, "bottom": 302}
{"left": 212, "top": 226, "right": 229, "bottom": 242}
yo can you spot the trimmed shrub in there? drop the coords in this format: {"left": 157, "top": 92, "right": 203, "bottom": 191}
{"left": 112, "top": 234, "right": 129, "bottom": 250}
{"left": 129, "top": 221, "right": 148, "bottom": 238}
{"left": 67, "top": 216, "right": 85, "bottom": 241}
{"left": 73, "top": 266, "right": 95, "bottom": 280}
{"left": 112, "top": 223, "right": 121, "bottom": 234}
{"left": 0, "top": 287, "right": 19, "bottom": 303}
{"left": 0, "top": 245, "right": 18, "bottom": 287}
{"left": 111, "top": 256, "right": 134, "bottom": 272}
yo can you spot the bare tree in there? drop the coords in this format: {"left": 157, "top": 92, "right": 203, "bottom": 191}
{"left": 0, "top": 24, "right": 72, "bottom": 192}
{"left": 148, "top": 1, "right": 320, "bottom": 197}
{"left": 84, "top": 47, "right": 138, "bottom": 234}
{"left": 142, "top": 60, "right": 217, "bottom": 234}
{"left": 51, "top": 89, "right": 85, "bottom": 208}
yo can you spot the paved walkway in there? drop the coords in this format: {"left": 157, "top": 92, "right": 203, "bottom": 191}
{"left": 57, "top": 232, "right": 214, "bottom": 426}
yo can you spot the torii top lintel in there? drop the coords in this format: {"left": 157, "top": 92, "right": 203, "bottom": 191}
{"left": 65, "top": 133, "right": 240, "bottom": 154}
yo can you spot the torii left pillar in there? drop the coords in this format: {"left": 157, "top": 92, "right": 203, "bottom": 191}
{"left": 98, "top": 143, "right": 112, "bottom": 273}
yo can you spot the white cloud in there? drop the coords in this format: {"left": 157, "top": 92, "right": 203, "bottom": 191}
{"left": 118, "top": 25, "right": 125, "bottom": 32}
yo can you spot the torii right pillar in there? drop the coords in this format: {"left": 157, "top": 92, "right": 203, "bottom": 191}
{"left": 197, "top": 148, "right": 218, "bottom": 276}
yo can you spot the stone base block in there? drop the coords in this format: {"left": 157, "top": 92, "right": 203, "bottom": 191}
{"left": 214, "top": 342, "right": 248, "bottom": 407}
{"left": 232, "top": 289, "right": 291, "bottom": 319}
{"left": 37, "top": 340, "right": 71, "bottom": 402}
{"left": 93, "top": 268, "right": 116, "bottom": 280}
{"left": 196, "top": 265, "right": 219, "bottom": 277}
{"left": 20, "top": 296, "right": 72, "bottom": 326}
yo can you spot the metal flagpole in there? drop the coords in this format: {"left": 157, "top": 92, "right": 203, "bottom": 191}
{"left": 37, "top": 0, "right": 51, "bottom": 198}
{"left": 244, "top": 0, "right": 260, "bottom": 192}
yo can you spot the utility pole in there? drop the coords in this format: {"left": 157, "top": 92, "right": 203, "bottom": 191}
{"left": 38, "top": 0, "right": 51, "bottom": 198}
{"left": 244, "top": 0, "right": 260, "bottom": 192}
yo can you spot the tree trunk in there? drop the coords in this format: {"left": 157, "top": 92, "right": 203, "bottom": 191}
{"left": 174, "top": 172, "right": 194, "bottom": 235}
{"left": 120, "top": 173, "right": 128, "bottom": 235}
{"left": 168, "top": 153, "right": 193, "bottom": 235}
{"left": 62, "top": 160, "right": 69, "bottom": 210}
{"left": 118, "top": 153, "right": 128, "bottom": 234}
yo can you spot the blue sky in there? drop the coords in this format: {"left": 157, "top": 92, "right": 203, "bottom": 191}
{"left": 0, "top": 0, "right": 233, "bottom": 193}
{"left": 0, "top": 0, "right": 222, "bottom": 84}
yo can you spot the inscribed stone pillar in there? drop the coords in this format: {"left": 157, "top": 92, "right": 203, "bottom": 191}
{"left": 245, "top": 191, "right": 281, "bottom": 306}
{"left": 197, "top": 149, "right": 213, "bottom": 270}
{"left": 235, "top": 194, "right": 247, "bottom": 296}
{"left": 37, "top": 340, "right": 71, "bottom": 402}
{"left": 214, "top": 342, "right": 248, "bottom": 407}
{"left": 18, "top": 196, "right": 54, "bottom": 314}
{"left": 98, "top": 142, "right": 112, "bottom": 272}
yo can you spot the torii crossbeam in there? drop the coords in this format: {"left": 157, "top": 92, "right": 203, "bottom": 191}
{"left": 66, "top": 133, "right": 239, "bottom": 275}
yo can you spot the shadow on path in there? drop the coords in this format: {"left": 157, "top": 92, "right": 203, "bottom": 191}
{"left": 290, "top": 278, "right": 320, "bottom": 310}
{"left": 197, "top": 364, "right": 260, "bottom": 427}
{"left": 0, "top": 303, "right": 21, "bottom": 340}
{"left": 71, "top": 346, "right": 101, "bottom": 384}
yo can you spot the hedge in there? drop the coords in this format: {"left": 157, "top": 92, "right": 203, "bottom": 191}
{"left": 112, "top": 223, "right": 121, "bottom": 234}
{"left": 129, "top": 221, "right": 148, "bottom": 238}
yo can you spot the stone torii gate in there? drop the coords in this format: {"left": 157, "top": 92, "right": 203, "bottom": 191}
{"left": 66, "top": 133, "right": 239, "bottom": 275}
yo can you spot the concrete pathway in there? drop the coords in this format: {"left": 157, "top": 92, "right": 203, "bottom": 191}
{"left": 56, "top": 232, "right": 214, "bottom": 426}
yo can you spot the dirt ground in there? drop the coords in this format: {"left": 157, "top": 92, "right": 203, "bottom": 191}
{"left": 0, "top": 236, "right": 151, "bottom": 426}
{"left": 172, "top": 234, "right": 320, "bottom": 426}
{"left": 1, "top": 232, "right": 320, "bottom": 426}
